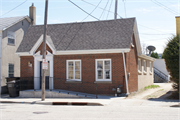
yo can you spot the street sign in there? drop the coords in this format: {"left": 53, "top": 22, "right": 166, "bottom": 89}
{"left": 42, "top": 59, "right": 48, "bottom": 69}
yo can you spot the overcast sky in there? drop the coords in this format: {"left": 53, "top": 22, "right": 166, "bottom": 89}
{"left": 0, "top": 0, "right": 179, "bottom": 53}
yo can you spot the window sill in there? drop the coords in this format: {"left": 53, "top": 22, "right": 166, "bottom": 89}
{"left": 138, "top": 70, "right": 142, "bottom": 75}
{"left": 7, "top": 43, "right": 15, "bottom": 46}
{"left": 65, "top": 80, "right": 82, "bottom": 83}
{"left": 94, "top": 81, "right": 112, "bottom": 84}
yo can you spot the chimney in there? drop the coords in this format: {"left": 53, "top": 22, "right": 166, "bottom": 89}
{"left": 29, "top": 3, "right": 36, "bottom": 25}
{"left": 175, "top": 16, "right": 180, "bottom": 35}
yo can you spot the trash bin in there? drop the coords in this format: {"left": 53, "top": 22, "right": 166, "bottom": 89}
{"left": 7, "top": 80, "right": 20, "bottom": 97}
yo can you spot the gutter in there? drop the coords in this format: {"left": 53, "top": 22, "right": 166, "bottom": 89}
{"left": 122, "top": 51, "right": 129, "bottom": 95}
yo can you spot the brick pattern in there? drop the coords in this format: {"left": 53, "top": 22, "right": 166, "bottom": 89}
{"left": 125, "top": 34, "right": 138, "bottom": 93}
{"left": 35, "top": 43, "right": 52, "bottom": 55}
{"left": 20, "top": 56, "right": 34, "bottom": 77}
{"left": 53, "top": 53, "right": 125, "bottom": 94}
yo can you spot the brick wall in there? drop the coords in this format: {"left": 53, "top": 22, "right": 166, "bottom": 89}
{"left": 35, "top": 43, "right": 52, "bottom": 55}
{"left": 53, "top": 53, "right": 125, "bottom": 95}
{"left": 125, "top": 34, "right": 138, "bottom": 93}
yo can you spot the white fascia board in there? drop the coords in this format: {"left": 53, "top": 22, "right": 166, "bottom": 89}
{"left": 138, "top": 54, "right": 156, "bottom": 61}
{"left": 29, "top": 34, "right": 56, "bottom": 55}
{"left": 133, "top": 19, "right": 142, "bottom": 56}
{"left": 56, "top": 48, "right": 130, "bottom": 55}
{"left": 15, "top": 52, "right": 32, "bottom": 56}
{"left": 2, "top": 16, "right": 31, "bottom": 31}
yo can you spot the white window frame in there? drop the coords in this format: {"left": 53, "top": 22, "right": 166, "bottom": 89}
{"left": 8, "top": 63, "right": 14, "bottom": 77}
{"left": 95, "top": 59, "right": 111, "bottom": 81}
{"left": 7, "top": 31, "right": 15, "bottom": 45}
{"left": 66, "top": 60, "right": 81, "bottom": 81}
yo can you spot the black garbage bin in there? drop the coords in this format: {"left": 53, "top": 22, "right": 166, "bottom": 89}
{"left": 7, "top": 80, "right": 20, "bottom": 97}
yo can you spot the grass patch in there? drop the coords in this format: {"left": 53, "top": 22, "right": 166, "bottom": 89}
{"left": 144, "top": 85, "right": 160, "bottom": 90}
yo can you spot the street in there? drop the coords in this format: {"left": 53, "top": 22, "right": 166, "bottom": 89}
{"left": 0, "top": 99, "right": 179, "bottom": 120}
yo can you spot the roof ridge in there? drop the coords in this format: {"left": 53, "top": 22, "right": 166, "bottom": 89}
{"left": 30, "top": 17, "right": 136, "bottom": 27}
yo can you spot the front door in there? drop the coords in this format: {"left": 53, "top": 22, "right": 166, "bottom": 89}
{"left": 40, "top": 61, "right": 49, "bottom": 89}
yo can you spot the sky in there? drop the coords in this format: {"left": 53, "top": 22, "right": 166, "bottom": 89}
{"left": 0, "top": 0, "right": 179, "bottom": 54}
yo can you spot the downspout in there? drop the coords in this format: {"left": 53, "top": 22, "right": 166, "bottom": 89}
{"left": 122, "top": 51, "right": 129, "bottom": 95}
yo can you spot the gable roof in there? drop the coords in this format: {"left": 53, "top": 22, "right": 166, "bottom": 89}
{"left": 17, "top": 18, "right": 137, "bottom": 53}
{"left": 0, "top": 16, "right": 31, "bottom": 31}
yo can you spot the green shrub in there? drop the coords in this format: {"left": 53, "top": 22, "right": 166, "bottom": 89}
{"left": 162, "top": 35, "right": 179, "bottom": 93}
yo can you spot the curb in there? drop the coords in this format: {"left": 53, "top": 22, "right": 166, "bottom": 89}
{"left": 0, "top": 101, "right": 103, "bottom": 106}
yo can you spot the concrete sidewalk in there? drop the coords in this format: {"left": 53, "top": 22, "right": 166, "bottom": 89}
{"left": 0, "top": 94, "right": 126, "bottom": 106}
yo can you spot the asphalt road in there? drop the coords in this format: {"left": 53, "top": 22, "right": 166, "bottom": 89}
{"left": 0, "top": 102, "right": 179, "bottom": 120}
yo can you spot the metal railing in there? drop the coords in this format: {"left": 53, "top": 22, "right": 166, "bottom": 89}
{"left": 154, "top": 67, "right": 168, "bottom": 82}
{"left": 17, "top": 77, "right": 125, "bottom": 97}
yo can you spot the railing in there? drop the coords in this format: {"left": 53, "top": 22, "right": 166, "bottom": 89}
{"left": 154, "top": 67, "right": 168, "bottom": 82}
{"left": 17, "top": 77, "right": 125, "bottom": 98}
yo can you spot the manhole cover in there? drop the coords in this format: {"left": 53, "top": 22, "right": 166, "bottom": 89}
{"left": 33, "top": 112, "right": 48, "bottom": 114}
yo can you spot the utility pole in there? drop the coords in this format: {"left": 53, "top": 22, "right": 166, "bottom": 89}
{"left": 114, "top": 0, "right": 118, "bottom": 19}
{"left": 42, "top": 0, "right": 48, "bottom": 101}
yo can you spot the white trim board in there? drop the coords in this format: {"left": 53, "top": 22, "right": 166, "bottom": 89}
{"left": 17, "top": 48, "right": 130, "bottom": 56}
{"left": 29, "top": 34, "right": 56, "bottom": 55}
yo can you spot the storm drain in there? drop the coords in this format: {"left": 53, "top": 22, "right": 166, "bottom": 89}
{"left": 52, "top": 102, "right": 103, "bottom": 106}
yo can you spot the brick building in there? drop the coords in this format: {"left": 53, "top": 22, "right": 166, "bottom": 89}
{"left": 16, "top": 18, "right": 155, "bottom": 95}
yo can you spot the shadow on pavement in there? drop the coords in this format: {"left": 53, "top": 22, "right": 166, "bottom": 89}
{"left": 147, "top": 90, "right": 179, "bottom": 103}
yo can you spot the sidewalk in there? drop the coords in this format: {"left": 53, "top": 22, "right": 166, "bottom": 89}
{"left": 1, "top": 83, "right": 179, "bottom": 107}
{"left": 0, "top": 94, "right": 125, "bottom": 106}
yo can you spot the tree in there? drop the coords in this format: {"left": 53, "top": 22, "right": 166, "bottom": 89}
{"left": 151, "top": 52, "right": 159, "bottom": 59}
{"left": 141, "top": 43, "right": 149, "bottom": 54}
{"left": 162, "top": 35, "right": 179, "bottom": 93}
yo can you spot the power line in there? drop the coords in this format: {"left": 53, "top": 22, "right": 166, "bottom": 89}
{"left": 123, "top": 0, "right": 127, "bottom": 18}
{"left": 82, "top": 0, "right": 102, "bottom": 22}
{"left": 0, "top": 0, "right": 28, "bottom": 18}
{"left": 140, "top": 33, "right": 173, "bottom": 35}
{"left": 68, "top": 0, "right": 99, "bottom": 21}
{"left": 138, "top": 24, "right": 174, "bottom": 34}
{"left": 99, "top": 0, "right": 109, "bottom": 20}
{"left": 151, "top": 0, "right": 178, "bottom": 15}
{"left": 106, "top": 0, "right": 113, "bottom": 19}
{"left": 81, "top": 0, "right": 123, "bottom": 19}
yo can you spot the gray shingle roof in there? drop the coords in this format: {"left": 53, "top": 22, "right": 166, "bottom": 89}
{"left": 17, "top": 18, "right": 135, "bottom": 52}
{"left": 0, "top": 16, "right": 28, "bottom": 30}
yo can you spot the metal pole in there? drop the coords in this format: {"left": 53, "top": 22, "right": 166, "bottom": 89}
{"left": 41, "top": 0, "right": 48, "bottom": 101}
{"left": 114, "top": 0, "right": 118, "bottom": 19}
{"left": 122, "top": 51, "right": 129, "bottom": 95}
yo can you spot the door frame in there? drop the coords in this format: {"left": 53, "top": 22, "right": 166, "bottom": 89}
{"left": 34, "top": 51, "right": 53, "bottom": 90}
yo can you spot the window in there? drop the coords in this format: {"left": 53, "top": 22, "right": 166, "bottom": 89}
{"left": 138, "top": 59, "right": 141, "bottom": 71}
{"left": 143, "top": 60, "right": 147, "bottom": 72}
{"left": 7, "top": 31, "right": 15, "bottom": 45}
{"left": 8, "top": 64, "right": 14, "bottom": 77}
{"left": 96, "top": 59, "right": 111, "bottom": 81}
{"left": 66, "top": 60, "right": 81, "bottom": 81}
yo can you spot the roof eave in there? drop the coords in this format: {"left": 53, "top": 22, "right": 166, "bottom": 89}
{"left": 2, "top": 16, "right": 31, "bottom": 31}
{"left": 138, "top": 54, "right": 156, "bottom": 61}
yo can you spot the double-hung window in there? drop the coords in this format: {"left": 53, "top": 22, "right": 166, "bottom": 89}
{"left": 66, "top": 60, "right": 81, "bottom": 81}
{"left": 8, "top": 64, "right": 14, "bottom": 77}
{"left": 7, "top": 31, "right": 15, "bottom": 45}
{"left": 96, "top": 59, "right": 111, "bottom": 81}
